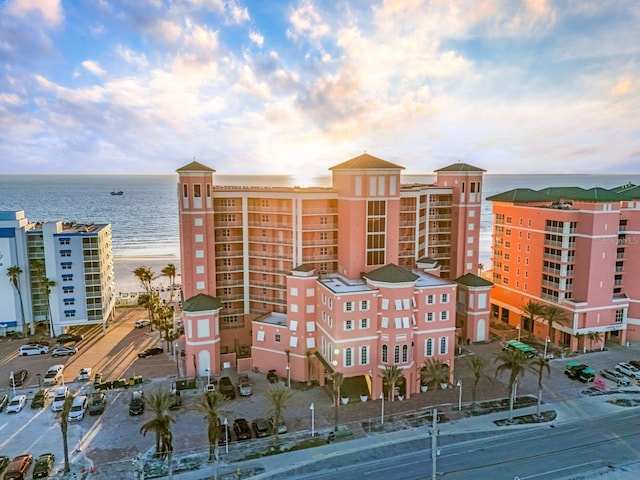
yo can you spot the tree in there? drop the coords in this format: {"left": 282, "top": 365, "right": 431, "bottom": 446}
{"left": 467, "top": 355, "right": 487, "bottom": 408}
{"left": 529, "top": 356, "right": 551, "bottom": 417}
{"left": 494, "top": 348, "right": 529, "bottom": 423}
{"left": 133, "top": 265, "right": 155, "bottom": 294}
{"left": 521, "top": 300, "right": 545, "bottom": 339}
{"left": 161, "top": 263, "right": 177, "bottom": 305}
{"left": 140, "top": 391, "right": 175, "bottom": 457}
{"left": 574, "top": 332, "right": 585, "bottom": 353}
{"left": 59, "top": 395, "right": 74, "bottom": 472}
{"left": 588, "top": 331, "right": 603, "bottom": 351}
{"left": 265, "top": 383, "right": 294, "bottom": 442}
{"left": 195, "top": 391, "right": 229, "bottom": 462}
{"left": 542, "top": 305, "right": 570, "bottom": 344}
{"left": 331, "top": 371, "right": 344, "bottom": 430}
{"left": 420, "top": 358, "right": 450, "bottom": 390}
{"left": 7, "top": 266, "right": 27, "bottom": 336}
{"left": 138, "top": 291, "right": 161, "bottom": 332}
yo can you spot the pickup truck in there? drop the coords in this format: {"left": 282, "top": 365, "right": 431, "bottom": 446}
{"left": 219, "top": 376, "right": 236, "bottom": 399}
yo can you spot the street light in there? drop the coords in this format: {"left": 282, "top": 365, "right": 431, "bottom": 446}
{"left": 286, "top": 364, "right": 291, "bottom": 389}
{"left": 37, "top": 373, "right": 42, "bottom": 389}
{"left": 10, "top": 371, "right": 16, "bottom": 396}
{"left": 456, "top": 379, "right": 462, "bottom": 411}
{"left": 205, "top": 368, "right": 210, "bottom": 386}
{"left": 516, "top": 325, "right": 521, "bottom": 342}
{"left": 380, "top": 392, "right": 385, "bottom": 425}
{"left": 310, "top": 402, "right": 315, "bottom": 437}
{"left": 544, "top": 336, "right": 551, "bottom": 359}
{"left": 223, "top": 417, "right": 229, "bottom": 454}
{"left": 175, "top": 342, "right": 180, "bottom": 377}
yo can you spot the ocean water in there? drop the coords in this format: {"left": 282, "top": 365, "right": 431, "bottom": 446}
{"left": 2, "top": 173, "right": 639, "bottom": 265}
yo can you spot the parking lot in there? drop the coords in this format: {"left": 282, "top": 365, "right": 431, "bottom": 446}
{"left": 2, "top": 312, "right": 640, "bottom": 477}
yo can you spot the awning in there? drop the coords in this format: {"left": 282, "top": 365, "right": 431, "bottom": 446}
{"left": 314, "top": 352, "right": 334, "bottom": 374}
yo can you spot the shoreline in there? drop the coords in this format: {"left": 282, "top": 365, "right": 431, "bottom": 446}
{"left": 113, "top": 255, "right": 181, "bottom": 294}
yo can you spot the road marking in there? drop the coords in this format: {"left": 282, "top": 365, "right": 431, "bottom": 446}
{"left": 519, "top": 460, "right": 602, "bottom": 479}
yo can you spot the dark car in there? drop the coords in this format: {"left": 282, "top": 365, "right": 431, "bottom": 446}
{"left": 10, "top": 369, "right": 29, "bottom": 387}
{"left": 89, "top": 392, "right": 107, "bottom": 415}
{"left": 629, "top": 360, "right": 640, "bottom": 370}
{"left": 57, "top": 333, "right": 83, "bottom": 343}
{"left": 267, "top": 369, "right": 279, "bottom": 383}
{"left": 129, "top": 391, "right": 145, "bottom": 415}
{"left": 218, "top": 422, "right": 231, "bottom": 444}
{"left": 564, "top": 363, "right": 588, "bottom": 380}
{"left": 219, "top": 376, "right": 236, "bottom": 399}
{"left": 31, "top": 390, "right": 51, "bottom": 409}
{"left": 233, "top": 418, "right": 251, "bottom": 440}
{"left": 252, "top": 417, "right": 270, "bottom": 438}
{"left": 137, "top": 346, "right": 164, "bottom": 358}
{"left": 32, "top": 453, "right": 55, "bottom": 479}
{"left": 0, "top": 455, "right": 9, "bottom": 473}
{"left": 0, "top": 393, "right": 8, "bottom": 412}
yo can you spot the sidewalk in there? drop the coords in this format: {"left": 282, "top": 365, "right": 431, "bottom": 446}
{"left": 171, "top": 389, "right": 640, "bottom": 480}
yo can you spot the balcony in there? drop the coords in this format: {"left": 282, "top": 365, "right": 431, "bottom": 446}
{"left": 249, "top": 250, "right": 293, "bottom": 260}
{"left": 214, "top": 205, "right": 242, "bottom": 212}
{"left": 247, "top": 236, "right": 291, "bottom": 245}
{"left": 400, "top": 205, "right": 417, "bottom": 212}
{"left": 216, "top": 264, "right": 245, "bottom": 272}
{"left": 216, "top": 250, "right": 244, "bottom": 258}
{"left": 543, "top": 252, "right": 562, "bottom": 261}
{"left": 215, "top": 236, "right": 244, "bottom": 243}
{"left": 302, "top": 223, "right": 338, "bottom": 231}
{"left": 302, "top": 238, "right": 337, "bottom": 246}
{"left": 249, "top": 295, "right": 287, "bottom": 306}
{"left": 429, "top": 201, "right": 451, "bottom": 207}
{"left": 247, "top": 206, "right": 292, "bottom": 214}
{"left": 301, "top": 208, "right": 338, "bottom": 215}
{"left": 248, "top": 265, "right": 290, "bottom": 275}
{"left": 399, "top": 220, "right": 417, "bottom": 227}
{"left": 247, "top": 221, "right": 292, "bottom": 229}
{"left": 429, "top": 214, "right": 451, "bottom": 220}
{"left": 542, "top": 266, "right": 561, "bottom": 275}
{"left": 216, "top": 279, "right": 244, "bottom": 287}
{"left": 302, "top": 254, "right": 338, "bottom": 262}
{"left": 249, "top": 280, "right": 286, "bottom": 290}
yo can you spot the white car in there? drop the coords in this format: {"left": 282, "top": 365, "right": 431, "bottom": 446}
{"left": 43, "top": 364, "right": 65, "bottom": 387}
{"left": 615, "top": 362, "right": 640, "bottom": 381}
{"left": 77, "top": 368, "right": 92, "bottom": 381}
{"left": 51, "top": 386, "right": 70, "bottom": 412}
{"left": 134, "top": 319, "right": 151, "bottom": 328}
{"left": 18, "top": 344, "right": 49, "bottom": 356}
{"left": 68, "top": 395, "right": 88, "bottom": 421}
{"left": 6, "top": 395, "right": 27, "bottom": 413}
{"left": 600, "top": 368, "right": 631, "bottom": 386}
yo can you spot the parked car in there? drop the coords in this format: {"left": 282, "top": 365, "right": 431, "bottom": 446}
{"left": 134, "top": 319, "right": 151, "bottom": 328}
{"left": 218, "top": 422, "right": 231, "bottom": 444}
{"left": 4, "top": 454, "right": 32, "bottom": 479}
{"left": 88, "top": 392, "right": 107, "bottom": 415}
{"left": 31, "top": 389, "right": 52, "bottom": 409}
{"left": 600, "top": 368, "right": 631, "bottom": 386}
{"left": 564, "top": 362, "right": 588, "bottom": 380}
{"left": 219, "top": 376, "right": 236, "bottom": 399}
{"left": 18, "top": 344, "right": 49, "bottom": 356}
{"left": 578, "top": 368, "right": 595, "bottom": 383}
{"left": 268, "top": 416, "right": 288, "bottom": 434}
{"left": 252, "top": 418, "right": 270, "bottom": 438}
{"left": 56, "top": 332, "right": 83, "bottom": 343}
{"left": 51, "top": 386, "right": 70, "bottom": 412}
{"left": 32, "top": 453, "right": 55, "bottom": 479}
{"left": 77, "top": 368, "right": 92, "bottom": 381}
{"left": 233, "top": 418, "right": 252, "bottom": 440}
{"left": 0, "top": 456, "right": 8, "bottom": 474}
{"left": 10, "top": 369, "right": 28, "bottom": 387}
{"left": 0, "top": 393, "right": 8, "bottom": 412}
{"left": 168, "top": 389, "right": 181, "bottom": 410}
{"left": 238, "top": 374, "right": 252, "bottom": 396}
{"left": 129, "top": 391, "right": 145, "bottom": 415}
{"left": 137, "top": 346, "right": 163, "bottom": 358}
{"left": 267, "top": 369, "right": 279, "bottom": 383}
{"left": 629, "top": 360, "right": 640, "bottom": 370}
{"left": 6, "top": 395, "right": 27, "bottom": 413}
{"left": 51, "top": 345, "right": 77, "bottom": 357}
{"left": 68, "top": 395, "right": 88, "bottom": 421}
{"left": 615, "top": 362, "right": 640, "bottom": 381}
{"left": 42, "top": 365, "right": 64, "bottom": 387}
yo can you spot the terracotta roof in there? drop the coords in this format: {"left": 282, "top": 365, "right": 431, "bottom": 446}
{"left": 292, "top": 264, "right": 315, "bottom": 272}
{"left": 182, "top": 293, "right": 222, "bottom": 312}
{"left": 455, "top": 273, "right": 493, "bottom": 287}
{"left": 330, "top": 153, "right": 404, "bottom": 171}
{"left": 364, "top": 263, "right": 419, "bottom": 283}
{"left": 176, "top": 160, "right": 216, "bottom": 173}
{"left": 434, "top": 162, "right": 486, "bottom": 173}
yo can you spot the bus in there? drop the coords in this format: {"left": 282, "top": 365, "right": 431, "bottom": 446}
{"left": 502, "top": 339, "right": 536, "bottom": 359}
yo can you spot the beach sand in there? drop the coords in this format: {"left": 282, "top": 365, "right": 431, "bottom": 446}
{"left": 114, "top": 255, "right": 181, "bottom": 295}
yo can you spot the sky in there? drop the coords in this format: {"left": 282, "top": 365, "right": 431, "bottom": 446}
{"left": 0, "top": 0, "right": 639, "bottom": 177}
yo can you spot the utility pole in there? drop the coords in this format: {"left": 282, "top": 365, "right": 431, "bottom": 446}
{"left": 431, "top": 408, "right": 438, "bottom": 480}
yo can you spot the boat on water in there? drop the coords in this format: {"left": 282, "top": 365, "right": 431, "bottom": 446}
{"left": 111, "top": 189, "right": 124, "bottom": 196}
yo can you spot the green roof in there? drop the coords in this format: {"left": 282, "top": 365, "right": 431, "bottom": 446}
{"left": 486, "top": 188, "right": 556, "bottom": 203}
{"left": 610, "top": 183, "right": 640, "bottom": 200}
{"left": 176, "top": 160, "right": 216, "bottom": 173}
{"left": 434, "top": 162, "right": 486, "bottom": 173}
{"left": 455, "top": 273, "right": 493, "bottom": 288}
{"left": 568, "top": 187, "right": 626, "bottom": 202}
{"left": 182, "top": 293, "right": 222, "bottom": 312}
{"left": 364, "top": 263, "right": 419, "bottom": 283}
{"left": 488, "top": 186, "right": 627, "bottom": 203}
{"left": 330, "top": 153, "right": 404, "bottom": 171}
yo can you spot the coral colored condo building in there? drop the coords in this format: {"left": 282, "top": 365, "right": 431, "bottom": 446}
{"left": 176, "top": 154, "right": 490, "bottom": 400}
{"left": 487, "top": 183, "right": 640, "bottom": 350}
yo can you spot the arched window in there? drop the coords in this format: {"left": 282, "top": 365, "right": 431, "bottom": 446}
{"left": 439, "top": 336, "right": 448, "bottom": 355}
{"left": 402, "top": 344, "right": 408, "bottom": 362}
{"left": 394, "top": 345, "right": 400, "bottom": 364}
{"left": 382, "top": 344, "right": 388, "bottom": 363}
{"left": 425, "top": 338, "right": 433, "bottom": 357}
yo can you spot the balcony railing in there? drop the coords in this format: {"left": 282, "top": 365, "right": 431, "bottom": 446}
{"left": 247, "top": 236, "right": 292, "bottom": 245}
{"left": 247, "top": 206, "right": 292, "bottom": 214}
{"left": 249, "top": 250, "right": 293, "bottom": 260}
{"left": 302, "top": 254, "right": 338, "bottom": 262}
{"left": 247, "top": 221, "right": 292, "bottom": 229}
{"left": 301, "top": 208, "right": 338, "bottom": 215}
{"left": 543, "top": 252, "right": 562, "bottom": 261}
{"left": 215, "top": 250, "right": 244, "bottom": 258}
{"left": 301, "top": 223, "right": 338, "bottom": 231}
{"left": 215, "top": 236, "right": 244, "bottom": 243}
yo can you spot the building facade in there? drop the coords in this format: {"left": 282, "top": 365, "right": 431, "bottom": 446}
{"left": 0, "top": 210, "right": 116, "bottom": 337}
{"left": 487, "top": 184, "right": 640, "bottom": 350}
{"left": 176, "top": 154, "right": 486, "bottom": 399}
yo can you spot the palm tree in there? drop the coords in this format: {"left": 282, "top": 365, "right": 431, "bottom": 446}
{"left": 133, "top": 265, "right": 155, "bottom": 294}
{"left": 161, "top": 263, "right": 177, "bottom": 304}
{"left": 195, "top": 391, "right": 229, "bottom": 462}
{"left": 138, "top": 291, "right": 162, "bottom": 332}
{"left": 59, "top": 395, "right": 74, "bottom": 472}
{"left": 494, "top": 348, "right": 529, "bottom": 423}
{"left": 542, "top": 305, "right": 570, "bottom": 344}
{"left": 467, "top": 355, "right": 487, "bottom": 408}
{"left": 529, "top": 356, "right": 550, "bottom": 418}
{"left": 7, "top": 266, "right": 27, "bottom": 336}
{"left": 588, "top": 331, "right": 603, "bottom": 351}
{"left": 521, "top": 300, "right": 545, "bottom": 340}
{"left": 420, "top": 358, "right": 450, "bottom": 390}
{"left": 331, "top": 371, "right": 344, "bottom": 430}
{"left": 381, "top": 365, "right": 405, "bottom": 401}
{"left": 42, "top": 277, "right": 56, "bottom": 337}
{"left": 574, "top": 332, "right": 585, "bottom": 353}
{"left": 265, "top": 383, "right": 294, "bottom": 442}
{"left": 140, "top": 391, "right": 175, "bottom": 457}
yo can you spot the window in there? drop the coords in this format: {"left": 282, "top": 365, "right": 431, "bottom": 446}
{"left": 61, "top": 262, "right": 72, "bottom": 270}
{"left": 425, "top": 338, "right": 433, "bottom": 357}
{"left": 426, "top": 312, "right": 434, "bottom": 322}
{"left": 394, "top": 345, "right": 400, "bottom": 363}
{"left": 440, "top": 311, "right": 449, "bottom": 321}
{"left": 381, "top": 317, "right": 389, "bottom": 328}
{"left": 359, "top": 346, "right": 369, "bottom": 365}
{"left": 64, "top": 310, "right": 76, "bottom": 318}
{"left": 402, "top": 344, "right": 408, "bottom": 362}
{"left": 328, "top": 299, "right": 333, "bottom": 309}
{"left": 59, "top": 238, "right": 70, "bottom": 245}
{"left": 290, "top": 287, "right": 298, "bottom": 296}
{"left": 382, "top": 345, "right": 388, "bottom": 363}
{"left": 360, "top": 318, "right": 369, "bottom": 329}
{"left": 256, "top": 330, "right": 265, "bottom": 341}
{"left": 344, "top": 301, "right": 354, "bottom": 312}
{"left": 60, "top": 250, "right": 71, "bottom": 257}
{"left": 193, "top": 184, "right": 201, "bottom": 198}
{"left": 360, "top": 300, "right": 370, "bottom": 311}
{"left": 441, "top": 293, "right": 449, "bottom": 303}
{"left": 344, "top": 348, "right": 353, "bottom": 367}
{"left": 275, "top": 334, "right": 281, "bottom": 343}
{"left": 439, "top": 336, "right": 448, "bottom": 354}
{"left": 62, "top": 286, "right": 73, "bottom": 293}
{"left": 289, "top": 320, "right": 298, "bottom": 331}
{"left": 344, "top": 320, "right": 354, "bottom": 331}
{"left": 64, "top": 298, "right": 75, "bottom": 306}
{"left": 426, "top": 295, "right": 434, "bottom": 304}
{"left": 615, "top": 309, "right": 624, "bottom": 323}
{"left": 381, "top": 299, "right": 389, "bottom": 310}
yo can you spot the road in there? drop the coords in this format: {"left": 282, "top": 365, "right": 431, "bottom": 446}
{"left": 281, "top": 410, "right": 640, "bottom": 480}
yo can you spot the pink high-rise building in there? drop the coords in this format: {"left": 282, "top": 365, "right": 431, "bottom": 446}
{"left": 487, "top": 184, "right": 640, "bottom": 351}
{"left": 176, "top": 154, "right": 486, "bottom": 399}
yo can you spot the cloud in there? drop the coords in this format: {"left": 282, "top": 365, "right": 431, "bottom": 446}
{"left": 288, "top": 0, "right": 331, "bottom": 41}
{"left": 249, "top": 30, "right": 264, "bottom": 47}
{"left": 4, "top": 0, "right": 64, "bottom": 27}
{"left": 611, "top": 76, "right": 633, "bottom": 97}
{"left": 116, "top": 45, "right": 149, "bottom": 68}
{"left": 227, "top": 0, "right": 250, "bottom": 24}
{"left": 81, "top": 60, "right": 106, "bottom": 77}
